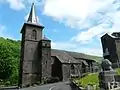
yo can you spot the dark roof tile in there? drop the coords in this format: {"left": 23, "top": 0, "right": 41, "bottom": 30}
{"left": 51, "top": 49, "right": 98, "bottom": 63}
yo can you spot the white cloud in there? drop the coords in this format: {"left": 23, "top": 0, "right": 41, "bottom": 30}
{"left": 43, "top": 0, "right": 115, "bottom": 27}
{"left": 6, "top": 0, "right": 25, "bottom": 10}
{"left": 0, "top": 24, "right": 16, "bottom": 40}
{"left": 43, "top": 0, "right": 113, "bottom": 19}
{"left": 42, "top": 0, "right": 120, "bottom": 43}
{"left": 72, "top": 24, "right": 108, "bottom": 42}
{"left": 51, "top": 41, "right": 77, "bottom": 50}
{"left": 0, "top": 0, "right": 41, "bottom": 11}
{"left": 0, "top": 25, "right": 5, "bottom": 35}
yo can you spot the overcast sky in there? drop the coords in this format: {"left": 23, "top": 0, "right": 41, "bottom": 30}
{"left": 0, "top": 0, "right": 120, "bottom": 56}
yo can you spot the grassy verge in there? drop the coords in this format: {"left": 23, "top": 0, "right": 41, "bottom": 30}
{"left": 74, "top": 68, "right": 120, "bottom": 89}
{"left": 116, "top": 68, "right": 120, "bottom": 75}
{"left": 74, "top": 73, "right": 99, "bottom": 88}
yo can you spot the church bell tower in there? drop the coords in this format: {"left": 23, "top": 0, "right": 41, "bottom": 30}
{"left": 19, "top": 3, "right": 44, "bottom": 87}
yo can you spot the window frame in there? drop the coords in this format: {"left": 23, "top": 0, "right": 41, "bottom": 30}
{"left": 31, "top": 29, "right": 37, "bottom": 40}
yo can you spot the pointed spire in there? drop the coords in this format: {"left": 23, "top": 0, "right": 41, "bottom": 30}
{"left": 27, "top": 2, "right": 38, "bottom": 24}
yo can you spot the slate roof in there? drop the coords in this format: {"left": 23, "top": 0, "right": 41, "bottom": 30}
{"left": 111, "top": 32, "right": 120, "bottom": 38}
{"left": 101, "top": 33, "right": 120, "bottom": 39}
{"left": 51, "top": 49, "right": 97, "bottom": 64}
{"left": 51, "top": 49, "right": 79, "bottom": 63}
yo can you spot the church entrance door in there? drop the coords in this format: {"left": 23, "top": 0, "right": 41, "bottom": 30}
{"left": 51, "top": 59, "right": 63, "bottom": 81}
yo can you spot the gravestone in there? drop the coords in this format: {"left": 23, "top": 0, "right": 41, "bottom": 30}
{"left": 99, "top": 59, "right": 116, "bottom": 90}
{"left": 108, "top": 81, "right": 120, "bottom": 90}
{"left": 114, "top": 75, "right": 120, "bottom": 81}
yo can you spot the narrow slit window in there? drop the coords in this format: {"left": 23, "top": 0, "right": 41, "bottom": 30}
{"left": 31, "top": 30, "right": 37, "bottom": 40}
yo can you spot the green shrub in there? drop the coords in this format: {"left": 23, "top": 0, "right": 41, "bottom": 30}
{"left": 0, "top": 42, "right": 14, "bottom": 80}
{"left": 115, "top": 68, "right": 120, "bottom": 75}
{"left": 0, "top": 58, "right": 13, "bottom": 79}
{"left": 0, "top": 37, "right": 20, "bottom": 86}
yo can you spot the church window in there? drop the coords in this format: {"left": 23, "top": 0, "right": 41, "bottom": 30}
{"left": 31, "top": 30, "right": 37, "bottom": 40}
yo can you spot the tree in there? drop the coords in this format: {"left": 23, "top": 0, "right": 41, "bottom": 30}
{"left": 0, "top": 41, "right": 14, "bottom": 79}
{"left": 0, "top": 37, "right": 20, "bottom": 85}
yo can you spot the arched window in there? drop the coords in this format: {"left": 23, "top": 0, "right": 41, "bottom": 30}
{"left": 31, "top": 30, "right": 37, "bottom": 40}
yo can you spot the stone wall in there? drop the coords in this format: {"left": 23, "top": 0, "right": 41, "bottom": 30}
{"left": 20, "top": 41, "right": 41, "bottom": 87}
{"left": 39, "top": 40, "right": 51, "bottom": 80}
{"left": 62, "top": 64, "right": 70, "bottom": 81}
{"left": 23, "top": 23, "right": 43, "bottom": 41}
{"left": 62, "top": 64, "right": 81, "bottom": 81}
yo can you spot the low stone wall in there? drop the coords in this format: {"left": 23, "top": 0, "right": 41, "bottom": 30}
{"left": 0, "top": 86, "right": 19, "bottom": 90}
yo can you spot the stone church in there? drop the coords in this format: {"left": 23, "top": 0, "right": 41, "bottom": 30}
{"left": 19, "top": 3, "right": 97, "bottom": 87}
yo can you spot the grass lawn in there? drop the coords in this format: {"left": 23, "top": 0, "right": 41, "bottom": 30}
{"left": 74, "top": 73, "right": 99, "bottom": 88}
{"left": 116, "top": 68, "right": 120, "bottom": 75}
{"left": 74, "top": 68, "right": 120, "bottom": 88}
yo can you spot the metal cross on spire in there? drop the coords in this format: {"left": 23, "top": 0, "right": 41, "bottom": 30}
{"left": 27, "top": 2, "right": 38, "bottom": 24}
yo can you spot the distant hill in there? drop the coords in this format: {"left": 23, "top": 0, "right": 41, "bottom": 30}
{"left": 66, "top": 50, "right": 102, "bottom": 63}
{"left": 81, "top": 54, "right": 102, "bottom": 63}
{"left": 51, "top": 49, "right": 102, "bottom": 63}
